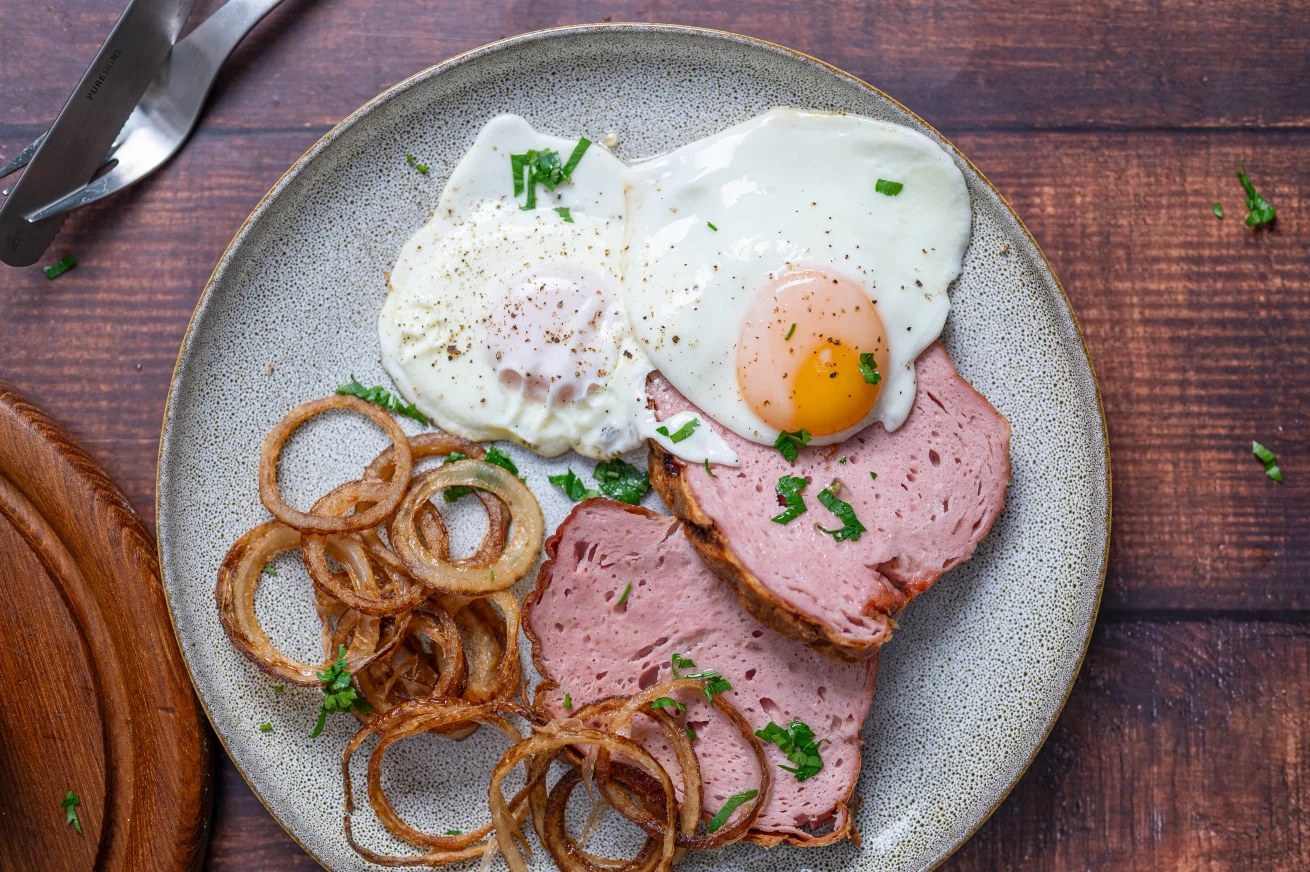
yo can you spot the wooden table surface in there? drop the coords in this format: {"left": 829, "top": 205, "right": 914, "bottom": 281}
{"left": 2, "top": 0, "right": 1307, "bottom": 869}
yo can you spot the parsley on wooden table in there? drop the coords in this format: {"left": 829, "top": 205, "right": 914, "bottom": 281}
{"left": 61, "top": 790, "right": 82, "bottom": 835}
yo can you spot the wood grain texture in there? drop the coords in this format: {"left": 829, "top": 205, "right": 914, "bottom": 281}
{"left": 944, "top": 621, "right": 1310, "bottom": 871}
{"left": 2, "top": 0, "right": 1308, "bottom": 136}
{"left": 0, "top": 385, "right": 213, "bottom": 870}
{"left": 1, "top": 0, "right": 1307, "bottom": 868}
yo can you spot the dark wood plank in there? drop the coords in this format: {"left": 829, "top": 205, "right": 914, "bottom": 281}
{"left": 2, "top": 0, "right": 1309, "bottom": 138}
{"left": 204, "top": 762, "right": 319, "bottom": 871}
{"left": 1, "top": 128, "right": 1304, "bottom": 611}
{"left": 944, "top": 620, "right": 1310, "bottom": 871}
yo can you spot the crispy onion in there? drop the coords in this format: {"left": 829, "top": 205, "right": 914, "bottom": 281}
{"left": 543, "top": 766, "right": 668, "bottom": 872}
{"left": 216, "top": 520, "right": 403, "bottom": 684}
{"left": 301, "top": 481, "right": 428, "bottom": 616}
{"left": 363, "top": 433, "right": 510, "bottom": 571}
{"left": 490, "top": 722, "right": 678, "bottom": 872}
{"left": 589, "top": 680, "right": 769, "bottom": 848}
{"left": 355, "top": 604, "right": 467, "bottom": 716}
{"left": 342, "top": 700, "right": 539, "bottom": 867}
{"left": 390, "top": 463, "right": 543, "bottom": 594}
{"left": 259, "top": 395, "right": 413, "bottom": 534}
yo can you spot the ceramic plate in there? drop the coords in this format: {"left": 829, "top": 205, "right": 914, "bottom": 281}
{"left": 158, "top": 24, "right": 1108, "bottom": 872}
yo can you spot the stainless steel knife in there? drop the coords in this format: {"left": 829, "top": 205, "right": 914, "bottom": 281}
{"left": 0, "top": 0, "right": 198, "bottom": 267}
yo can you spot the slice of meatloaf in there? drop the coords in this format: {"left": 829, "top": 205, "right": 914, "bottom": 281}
{"left": 524, "top": 499, "right": 878, "bottom": 846}
{"left": 648, "top": 342, "right": 1010, "bottom": 664}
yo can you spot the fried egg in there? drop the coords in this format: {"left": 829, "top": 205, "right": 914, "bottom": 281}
{"left": 379, "top": 114, "right": 738, "bottom": 464}
{"left": 620, "top": 107, "right": 972, "bottom": 444}
{"left": 379, "top": 115, "right": 649, "bottom": 458}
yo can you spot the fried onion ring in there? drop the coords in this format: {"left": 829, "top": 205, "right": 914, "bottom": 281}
{"left": 259, "top": 395, "right": 412, "bottom": 534}
{"left": 490, "top": 722, "right": 677, "bottom": 872}
{"left": 342, "top": 700, "right": 539, "bottom": 866}
{"left": 216, "top": 521, "right": 400, "bottom": 684}
{"left": 355, "top": 604, "right": 467, "bottom": 716}
{"left": 390, "top": 464, "right": 542, "bottom": 593}
{"left": 543, "top": 766, "right": 667, "bottom": 872}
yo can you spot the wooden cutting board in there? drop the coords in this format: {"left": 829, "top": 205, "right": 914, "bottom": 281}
{"left": 0, "top": 383, "right": 211, "bottom": 870}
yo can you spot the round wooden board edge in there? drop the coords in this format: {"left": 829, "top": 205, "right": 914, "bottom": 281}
{"left": 0, "top": 381, "right": 213, "bottom": 871}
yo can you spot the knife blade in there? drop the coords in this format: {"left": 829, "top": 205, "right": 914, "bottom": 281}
{"left": 0, "top": 0, "right": 198, "bottom": 267}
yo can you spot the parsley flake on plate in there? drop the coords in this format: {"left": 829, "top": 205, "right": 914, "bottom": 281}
{"left": 310, "top": 644, "right": 371, "bottom": 738}
{"left": 61, "top": 790, "right": 82, "bottom": 835}
{"left": 771, "top": 474, "right": 808, "bottom": 524}
{"left": 1237, "top": 160, "right": 1276, "bottom": 227}
{"left": 707, "top": 790, "right": 758, "bottom": 832}
{"left": 43, "top": 254, "right": 77, "bottom": 280}
{"left": 444, "top": 829, "right": 463, "bottom": 836}
{"left": 258, "top": 722, "right": 273, "bottom": 733}
{"left": 707, "top": 221, "right": 718, "bottom": 231}
{"left": 336, "top": 375, "right": 429, "bottom": 425}
{"left": 817, "top": 484, "right": 866, "bottom": 542}
{"left": 656, "top": 417, "right": 700, "bottom": 444}
{"left": 549, "top": 468, "right": 600, "bottom": 502}
{"left": 554, "top": 206, "right": 574, "bottom": 223}
{"left": 875, "top": 178, "right": 904, "bottom": 196}
{"left": 593, "top": 457, "right": 650, "bottom": 504}
{"left": 406, "top": 154, "right": 429, "bottom": 174}
{"left": 261, "top": 565, "right": 277, "bottom": 576}
{"left": 1252, "top": 441, "right": 1284, "bottom": 483}
{"left": 773, "top": 428, "right": 812, "bottom": 463}
{"left": 755, "top": 720, "right": 827, "bottom": 781}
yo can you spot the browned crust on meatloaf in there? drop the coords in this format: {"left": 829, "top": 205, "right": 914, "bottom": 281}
{"left": 647, "top": 342, "right": 1009, "bottom": 664}
{"left": 523, "top": 498, "right": 862, "bottom": 847}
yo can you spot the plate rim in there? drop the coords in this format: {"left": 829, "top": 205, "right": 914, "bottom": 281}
{"left": 156, "top": 21, "right": 1111, "bottom": 872}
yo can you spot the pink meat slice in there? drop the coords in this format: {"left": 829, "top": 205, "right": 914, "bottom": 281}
{"left": 648, "top": 342, "right": 1011, "bottom": 652}
{"left": 525, "top": 499, "right": 878, "bottom": 842}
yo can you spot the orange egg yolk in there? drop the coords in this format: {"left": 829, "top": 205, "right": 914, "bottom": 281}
{"left": 735, "top": 269, "right": 888, "bottom": 436}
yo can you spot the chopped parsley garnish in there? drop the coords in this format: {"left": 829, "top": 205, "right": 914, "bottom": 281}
{"left": 554, "top": 206, "right": 574, "bottom": 223}
{"left": 875, "top": 178, "right": 904, "bottom": 196}
{"left": 336, "top": 375, "right": 429, "bottom": 425}
{"left": 784, "top": 323, "right": 796, "bottom": 340}
{"left": 707, "top": 221, "right": 718, "bottom": 231}
{"left": 273, "top": 685, "right": 285, "bottom": 693}
{"left": 656, "top": 417, "right": 700, "bottom": 444}
{"left": 406, "top": 154, "right": 429, "bottom": 174}
{"left": 838, "top": 456, "right": 847, "bottom": 464}
{"left": 43, "top": 254, "right": 77, "bottom": 280}
{"left": 444, "top": 829, "right": 463, "bottom": 836}
{"left": 259, "top": 722, "right": 273, "bottom": 732}
{"left": 755, "top": 720, "right": 827, "bottom": 782}
{"left": 616, "top": 581, "right": 633, "bottom": 607}
{"left": 563, "top": 693, "right": 573, "bottom": 709}
{"left": 446, "top": 447, "right": 522, "bottom": 501}
{"left": 685, "top": 727, "right": 697, "bottom": 741}
{"left": 1252, "top": 441, "right": 1284, "bottom": 483}
{"left": 771, "top": 474, "right": 808, "bottom": 524}
{"left": 261, "top": 565, "right": 277, "bottom": 576}
{"left": 61, "top": 790, "right": 82, "bottom": 835}
{"left": 1237, "top": 160, "right": 1276, "bottom": 227}
{"left": 705, "top": 458, "right": 716, "bottom": 478}
{"left": 310, "top": 644, "right": 370, "bottom": 738}
{"left": 1212, "top": 202, "right": 1224, "bottom": 218}
{"left": 548, "top": 468, "right": 600, "bottom": 501}
{"left": 594, "top": 457, "right": 650, "bottom": 504}
{"left": 650, "top": 697, "right": 686, "bottom": 712}
{"left": 858, "top": 352, "right": 882, "bottom": 385}
{"left": 773, "top": 428, "right": 812, "bottom": 463}
{"left": 707, "top": 790, "right": 758, "bottom": 832}
{"left": 511, "top": 138, "right": 591, "bottom": 210}
{"left": 870, "top": 471, "right": 878, "bottom": 481}
{"left": 670, "top": 653, "right": 733, "bottom": 702}
{"left": 817, "top": 484, "right": 866, "bottom": 542}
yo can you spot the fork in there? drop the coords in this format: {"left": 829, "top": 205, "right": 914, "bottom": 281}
{"left": 0, "top": 0, "right": 286, "bottom": 220}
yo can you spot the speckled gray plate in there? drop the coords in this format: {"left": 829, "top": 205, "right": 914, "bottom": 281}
{"left": 158, "top": 23, "right": 1109, "bottom": 872}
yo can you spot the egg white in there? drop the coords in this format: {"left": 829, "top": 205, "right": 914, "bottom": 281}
{"left": 619, "top": 107, "right": 972, "bottom": 444}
